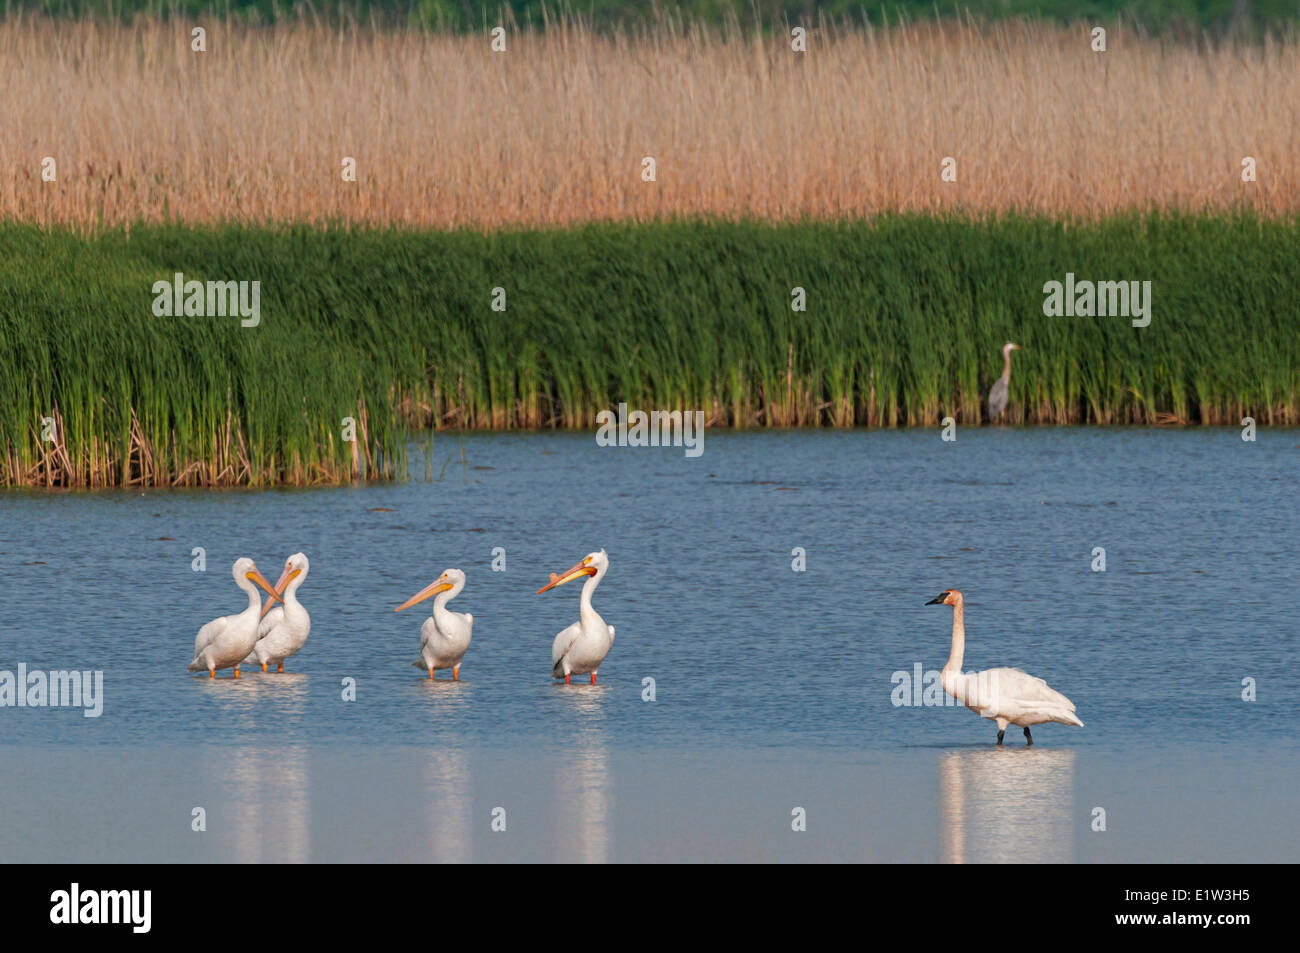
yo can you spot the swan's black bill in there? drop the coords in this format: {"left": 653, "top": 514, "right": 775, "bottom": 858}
{"left": 925, "top": 593, "right": 948, "bottom": 605}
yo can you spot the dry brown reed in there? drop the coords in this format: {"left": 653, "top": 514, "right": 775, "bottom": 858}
{"left": 3, "top": 15, "right": 1298, "bottom": 228}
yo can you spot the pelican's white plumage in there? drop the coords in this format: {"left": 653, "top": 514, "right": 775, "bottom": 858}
{"left": 538, "top": 549, "right": 614, "bottom": 685}
{"left": 188, "top": 558, "right": 281, "bottom": 678}
{"left": 243, "top": 552, "right": 311, "bottom": 673}
{"left": 926, "top": 588, "right": 1083, "bottom": 745}
{"left": 396, "top": 568, "right": 473, "bottom": 679}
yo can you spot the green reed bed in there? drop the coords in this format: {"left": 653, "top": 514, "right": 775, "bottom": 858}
{"left": 1, "top": 214, "right": 1297, "bottom": 486}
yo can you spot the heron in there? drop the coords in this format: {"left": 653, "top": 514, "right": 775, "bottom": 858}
{"left": 986, "top": 342, "right": 1021, "bottom": 422}
{"left": 925, "top": 589, "right": 1083, "bottom": 745}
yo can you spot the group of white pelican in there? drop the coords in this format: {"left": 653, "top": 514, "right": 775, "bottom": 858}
{"left": 188, "top": 553, "right": 312, "bottom": 678}
{"left": 187, "top": 547, "right": 1083, "bottom": 745}
{"left": 188, "top": 549, "right": 616, "bottom": 687}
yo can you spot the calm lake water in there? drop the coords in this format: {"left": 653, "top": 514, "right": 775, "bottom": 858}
{"left": 2, "top": 429, "right": 1297, "bottom": 861}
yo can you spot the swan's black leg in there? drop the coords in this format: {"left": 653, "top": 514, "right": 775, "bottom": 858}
{"left": 1023, "top": 726, "right": 1033, "bottom": 746}
{"left": 996, "top": 729, "right": 1004, "bottom": 745}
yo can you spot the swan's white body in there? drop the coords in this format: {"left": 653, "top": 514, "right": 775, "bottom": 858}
{"left": 539, "top": 550, "right": 614, "bottom": 684}
{"left": 397, "top": 568, "right": 473, "bottom": 679}
{"left": 928, "top": 588, "right": 1083, "bottom": 744}
{"left": 243, "top": 553, "right": 311, "bottom": 673}
{"left": 188, "top": 558, "right": 280, "bottom": 678}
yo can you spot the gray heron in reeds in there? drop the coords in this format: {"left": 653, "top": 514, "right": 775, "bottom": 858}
{"left": 987, "top": 341, "right": 1021, "bottom": 422}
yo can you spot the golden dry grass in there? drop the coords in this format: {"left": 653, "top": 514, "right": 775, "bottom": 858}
{"left": 2, "top": 15, "right": 1299, "bottom": 228}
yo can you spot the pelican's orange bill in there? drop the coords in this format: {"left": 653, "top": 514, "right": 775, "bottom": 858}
{"left": 246, "top": 569, "right": 283, "bottom": 605}
{"left": 536, "top": 559, "right": 596, "bottom": 594}
{"left": 260, "top": 565, "right": 301, "bottom": 618}
{"left": 395, "top": 578, "right": 454, "bottom": 612}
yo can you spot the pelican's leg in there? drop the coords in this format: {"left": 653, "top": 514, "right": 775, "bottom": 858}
{"left": 428, "top": 667, "right": 435, "bottom": 679}
{"left": 565, "top": 673, "right": 571, "bottom": 685}
{"left": 590, "top": 672, "right": 597, "bottom": 685}
{"left": 277, "top": 661, "right": 284, "bottom": 674}
{"left": 452, "top": 665, "right": 460, "bottom": 681}
{"left": 996, "top": 729, "right": 1004, "bottom": 745}
{"left": 260, "top": 662, "right": 268, "bottom": 673}
{"left": 208, "top": 669, "right": 215, "bottom": 679}
{"left": 233, "top": 666, "right": 241, "bottom": 679}
{"left": 1023, "top": 726, "right": 1033, "bottom": 746}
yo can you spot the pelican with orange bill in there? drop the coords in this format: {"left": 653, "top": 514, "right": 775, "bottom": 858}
{"left": 187, "top": 558, "right": 283, "bottom": 678}
{"left": 538, "top": 549, "right": 614, "bottom": 685}
{"left": 244, "top": 552, "right": 311, "bottom": 673}
{"left": 396, "top": 568, "right": 473, "bottom": 680}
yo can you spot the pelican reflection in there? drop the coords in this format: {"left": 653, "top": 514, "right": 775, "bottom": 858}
{"left": 223, "top": 744, "right": 311, "bottom": 863}
{"left": 424, "top": 749, "right": 472, "bottom": 863}
{"left": 552, "top": 686, "right": 613, "bottom": 862}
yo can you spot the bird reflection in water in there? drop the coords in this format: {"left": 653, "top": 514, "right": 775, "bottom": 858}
{"left": 424, "top": 749, "right": 472, "bottom": 863}
{"left": 939, "top": 747, "right": 1076, "bottom": 863}
{"left": 224, "top": 744, "right": 311, "bottom": 863}
{"left": 199, "top": 675, "right": 311, "bottom": 862}
{"left": 552, "top": 686, "right": 613, "bottom": 863}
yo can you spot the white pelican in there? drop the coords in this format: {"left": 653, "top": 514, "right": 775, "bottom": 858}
{"left": 396, "top": 568, "right": 472, "bottom": 680}
{"left": 187, "top": 558, "right": 282, "bottom": 678}
{"left": 987, "top": 341, "right": 1021, "bottom": 422}
{"left": 243, "top": 552, "right": 311, "bottom": 673}
{"left": 926, "top": 589, "right": 1083, "bottom": 745}
{"left": 537, "top": 549, "right": 614, "bottom": 685}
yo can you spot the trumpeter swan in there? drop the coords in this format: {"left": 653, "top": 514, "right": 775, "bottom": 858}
{"left": 925, "top": 589, "right": 1083, "bottom": 744}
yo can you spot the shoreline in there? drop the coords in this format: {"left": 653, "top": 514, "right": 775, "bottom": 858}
{"left": 5, "top": 216, "right": 1298, "bottom": 487}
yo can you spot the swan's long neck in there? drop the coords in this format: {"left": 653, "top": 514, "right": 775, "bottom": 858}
{"left": 579, "top": 572, "right": 603, "bottom": 628}
{"left": 943, "top": 601, "right": 965, "bottom": 673}
{"left": 1001, "top": 349, "right": 1013, "bottom": 383}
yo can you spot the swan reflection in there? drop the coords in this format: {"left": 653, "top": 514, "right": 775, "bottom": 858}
{"left": 939, "top": 747, "right": 1076, "bottom": 863}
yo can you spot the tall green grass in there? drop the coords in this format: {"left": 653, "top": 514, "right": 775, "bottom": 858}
{"left": 2, "top": 214, "right": 1297, "bottom": 486}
